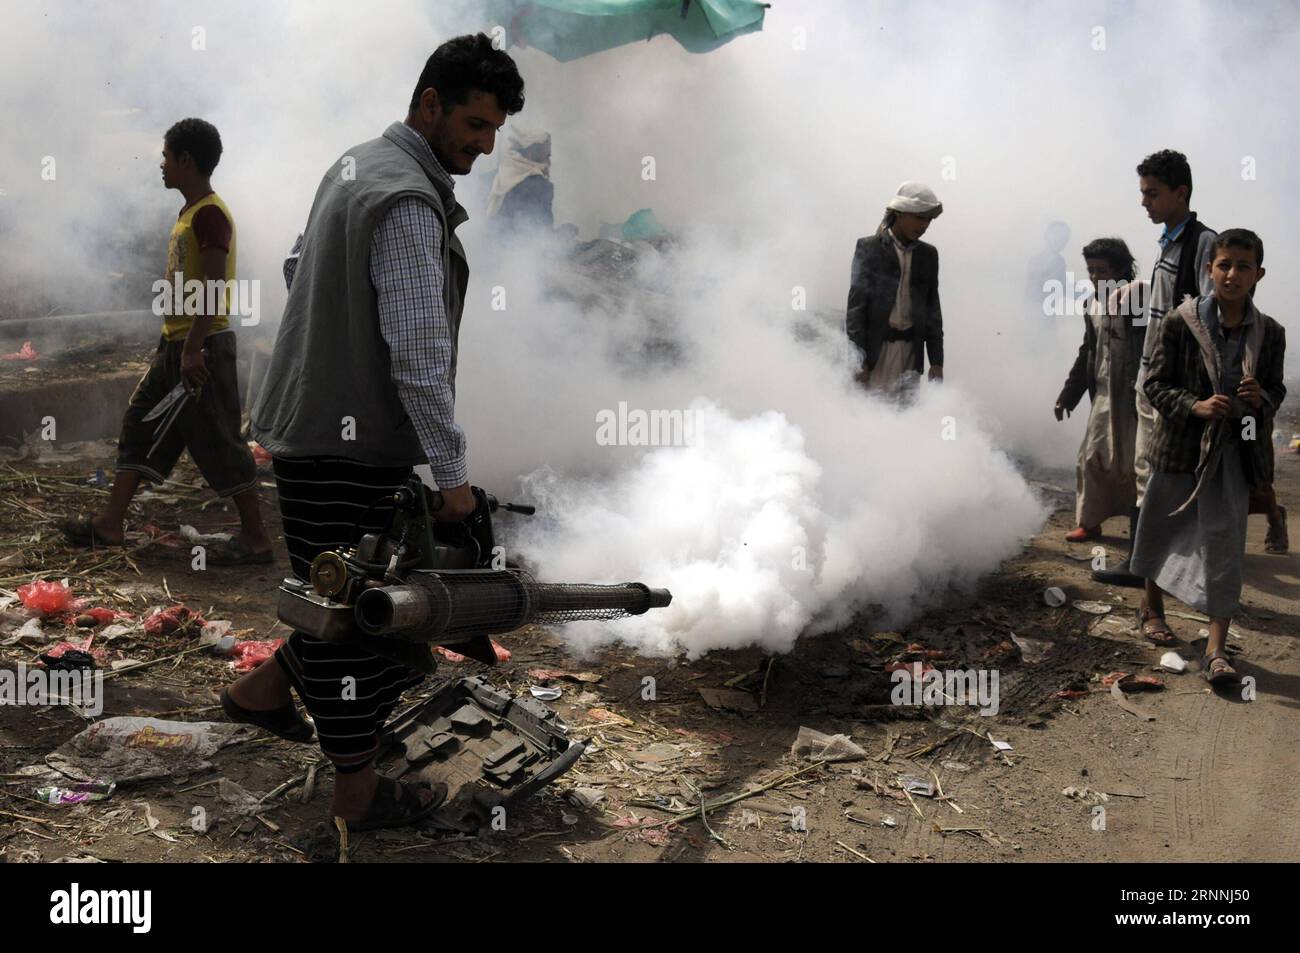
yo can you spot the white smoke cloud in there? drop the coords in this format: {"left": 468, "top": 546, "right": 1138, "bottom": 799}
{"left": 4, "top": 1, "right": 1296, "bottom": 658}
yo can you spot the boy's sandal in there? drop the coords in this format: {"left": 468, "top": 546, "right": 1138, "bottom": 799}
{"left": 346, "top": 777, "right": 448, "bottom": 833}
{"left": 1138, "top": 607, "right": 1178, "bottom": 646}
{"left": 61, "top": 518, "right": 124, "bottom": 549}
{"left": 204, "top": 538, "right": 275, "bottom": 566}
{"left": 220, "top": 687, "right": 316, "bottom": 743}
{"left": 1066, "top": 525, "right": 1102, "bottom": 542}
{"left": 1202, "top": 652, "right": 1238, "bottom": 686}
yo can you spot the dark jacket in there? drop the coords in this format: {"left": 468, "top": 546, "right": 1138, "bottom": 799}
{"left": 1144, "top": 295, "right": 1286, "bottom": 488}
{"left": 1058, "top": 317, "right": 1099, "bottom": 411}
{"left": 845, "top": 231, "right": 943, "bottom": 373}
{"left": 1172, "top": 212, "right": 1213, "bottom": 305}
{"left": 1057, "top": 283, "right": 1145, "bottom": 412}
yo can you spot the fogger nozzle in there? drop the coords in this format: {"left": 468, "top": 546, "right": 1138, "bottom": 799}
{"left": 353, "top": 569, "right": 671, "bottom": 642}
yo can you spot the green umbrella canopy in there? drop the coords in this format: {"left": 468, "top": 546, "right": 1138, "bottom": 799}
{"left": 481, "top": 0, "right": 768, "bottom": 62}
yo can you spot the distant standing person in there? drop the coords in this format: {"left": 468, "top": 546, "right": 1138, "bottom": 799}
{"left": 62, "top": 118, "right": 271, "bottom": 565}
{"left": 1055, "top": 238, "right": 1145, "bottom": 542}
{"left": 845, "top": 182, "right": 945, "bottom": 396}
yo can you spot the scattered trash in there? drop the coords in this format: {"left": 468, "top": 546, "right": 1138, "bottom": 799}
{"left": 143, "top": 604, "right": 204, "bottom": 637}
{"left": 900, "top": 775, "right": 935, "bottom": 797}
{"left": 39, "top": 648, "right": 97, "bottom": 671}
{"left": 698, "top": 686, "right": 759, "bottom": 712}
{"left": 218, "top": 778, "right": 269, "bottom": 816}
{"left": 1054, "top": 688, "right": 1090, "bottom": 700}
{"left": 1043, "top": 586, "right": 1067, "bottom": 607}
{"left": 435, "top": 639, "right": 512, "bottom": 664}
{"left": 1011, "top": 633, "right": 1053, "bottom": 664}
{"left": 1159, "top": 652, "right": 1188, "bottom": 673}
{"left": 110, "top": 658, "right": 145, "bottom": 671}
{"left": 1, "top": 340, "right": 38, "bottom": 361}
{"left": 37, "top": 781, "right": 116, "bottom": 805}
{"left": 229, "top": 639, "right": 283, "bottom": 672}
{"left": 136, "top": 801, "right": 179, "bottom": 842}
{"left": 17, "top": 579, "right": 77, "bottom": 617}
{"left": 568, "top": 787, "right": 606, "bottom": 810}
{"left": 74, "top": 607, "right": 123, "bottom": 628}
{"left": 1104, "top": 672, "right": 1164, "bottom": 693}
{"left": 179, "top": 524, "right": 233, "bottom": 545}
{"left": 526, "top": 668, "right": 601, "bottom": 684}
{"left": 791, "top": 726, "right": 868, "bottom": 762}
{"left": 940, "top": 760, "right": 971, "bottom": 772}
{"left": 86, "top": 469, "right": 109, "bottom": 489}
{"left": 989, "top": 737, "right": 1013, "bottom": 752}
{"left": 881, "top": 814, "right": 897, "bottom": 827}
{"left": 585, "top": 708, "right": 632, "bottom": 726}
{"left": 630, "top": 742, "right": 684, "bottom": 765}
{"left": 199, "top": 620, "right": 231, "bottom": 641}
{"left": 1120, "top": 674, "right": 1164, "bottom": 692}
{"left": 1062, "top": 785, "right": 1110, "bottom": 804}
{"left": 12, "top": 617, "right": 46, "bottom": 642}
{"left": 529, "top": 685, "right": 562, "bottom": 701}
{"left": 561, "top": 813, "right": 580, "bottom": 826}
{"left": 1088, "top": 614, "right": 1133, "bottom": 638}
{"left": 1072, "top": 600, "right": 1113, "bottom": 615}
{"left": 23, "top": 717, "right": 255, "bottom": 783}
{"left": 1109, "top": 681, "right": 1156, "bottom": 721}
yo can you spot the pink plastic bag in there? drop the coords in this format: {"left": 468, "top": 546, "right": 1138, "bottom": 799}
{"left": 435, "top": 639, "right": 511, "bottom": 664}
{"left": 143, "top": 605, "right": 204, "bottom": 637}
{"left": 17, "top": 580, "right": 74, "bottom": 617}
{"left": 229, "top": 639, "right": 284, "bottom": 672}
{"left": 1, "top": 341, "right": 38, "bottom": 361}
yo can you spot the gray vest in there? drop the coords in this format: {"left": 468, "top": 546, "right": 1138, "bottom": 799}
{"left": 251, "top": 122, "right": 470, "bottom": 466}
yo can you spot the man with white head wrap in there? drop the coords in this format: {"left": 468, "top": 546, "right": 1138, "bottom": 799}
{"left": 846, "top": 182, "right": 945, "bottom": 395}
{"left": 486, "top": 127, "right": 553, "bottom": 236}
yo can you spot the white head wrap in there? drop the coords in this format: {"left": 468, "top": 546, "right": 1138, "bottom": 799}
{"left": 487, "top": 127, "right": 552, "bottom": 218}
{"left": 885, "top": 181, "right": 943, "bottom": 217}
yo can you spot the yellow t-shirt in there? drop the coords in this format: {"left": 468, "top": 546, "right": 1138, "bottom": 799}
{"left": 161, "top": 192, "right": 237, "bottom": 341}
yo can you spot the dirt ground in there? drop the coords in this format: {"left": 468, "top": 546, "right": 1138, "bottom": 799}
{"left": 2, "top": 404, "right": 1298, "bottom": 864}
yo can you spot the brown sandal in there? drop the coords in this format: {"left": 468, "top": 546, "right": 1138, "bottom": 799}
{"left": 346, "top": 777, "right": 448, "bottom": 833}
{"left": 1139, "top": 606, "right": 1178, "bottom": 646}
{"left": 1202, "top": 652, "right": 1237, "bottom": 686}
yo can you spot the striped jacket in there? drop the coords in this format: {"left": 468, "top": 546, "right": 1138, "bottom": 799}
{"left": 1143, "top": 295, "right": 1286, "bottom": 489}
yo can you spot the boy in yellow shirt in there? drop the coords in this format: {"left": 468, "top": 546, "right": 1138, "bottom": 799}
{"left": 64, "top": 119, "right": 271, "bottom": 565}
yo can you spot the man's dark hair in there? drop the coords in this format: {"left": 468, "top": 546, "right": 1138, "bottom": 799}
{"left": 1136, "top": 149, "right": 1192, "bottom": 199}
{"left": 1212, "top": 228, "right": 1264, "bottom": 267}
{"left": 1081, "top": 237, "right": 1137, "bottom": 280}
{"left": 164, "top": 118, "right": 223, "bottom": 176}
{"left": 409, "top": 33, "right": 525, "bottom": 114}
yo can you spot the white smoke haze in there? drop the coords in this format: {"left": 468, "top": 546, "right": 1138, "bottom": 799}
{"left": 4, "top": 1, "right": 1296, "bottom": 658}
